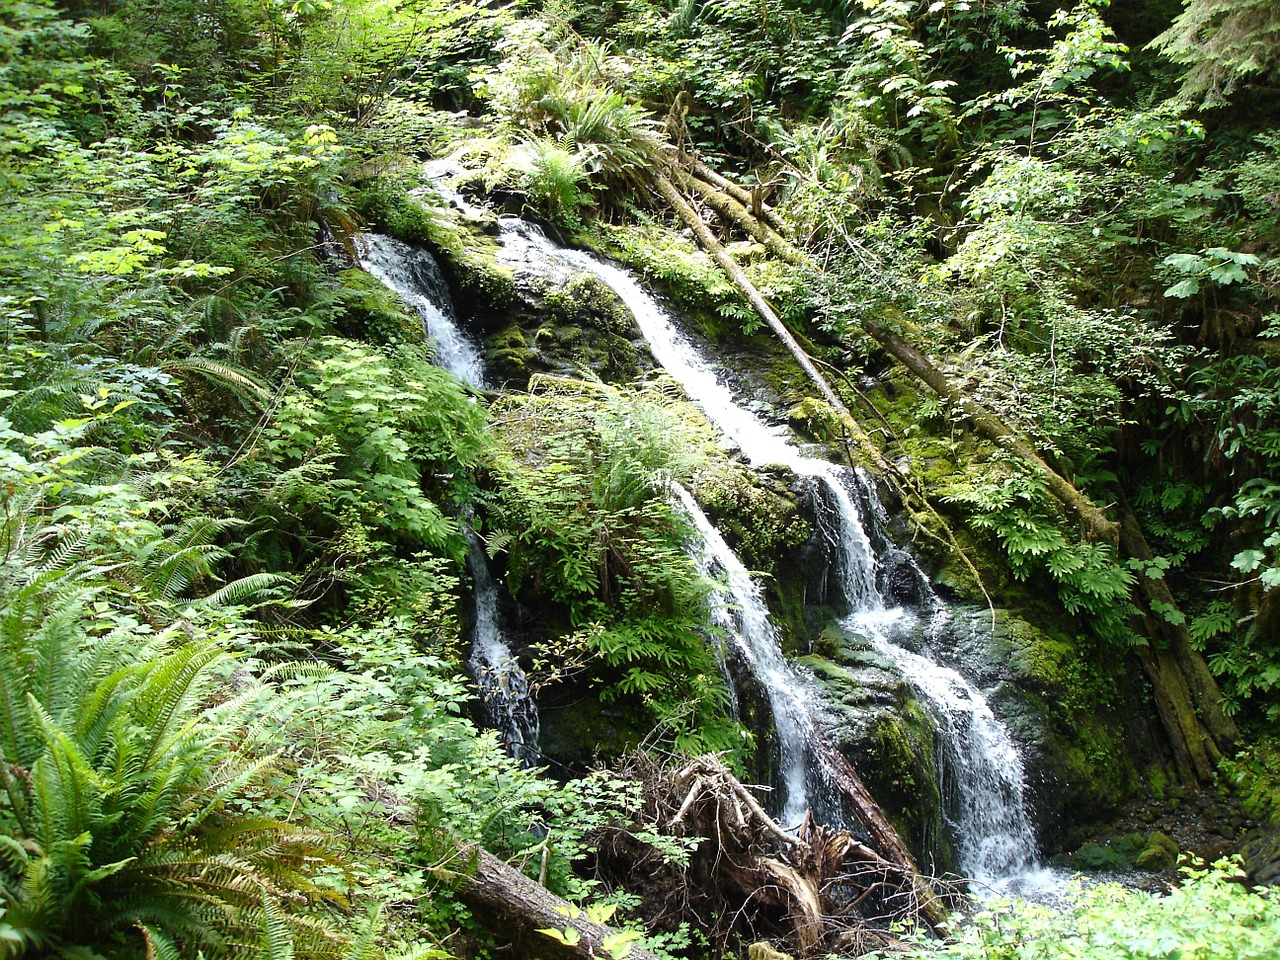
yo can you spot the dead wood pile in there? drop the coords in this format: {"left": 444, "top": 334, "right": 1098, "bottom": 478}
{"left": 588, "top": 754, "right": 937, "bottom": 958}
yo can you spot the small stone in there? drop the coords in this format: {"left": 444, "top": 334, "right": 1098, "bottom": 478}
{"left": 748, "top": 943, "right": 793, "bottom": 960}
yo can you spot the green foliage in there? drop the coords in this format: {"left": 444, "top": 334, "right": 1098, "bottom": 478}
{"left": 262, "top": 337, "right": 488, "bottom": 550}
{"left": 895, "top": 861, "right": 1280, "bottom": 960}
{"left": 943, "top": 461, "right": 1136, "bottom": 646}
{"left": 1149, "top": 0, "right": 1280, "bottom": 107}
{"left": 491, "top": 375, "right": 738, "bottom": 753}
{"left": 0, "top": 633, "right": 346, "bottom": 958}
{"left": 472, "top": 19, "right": 663, "bottom": 211}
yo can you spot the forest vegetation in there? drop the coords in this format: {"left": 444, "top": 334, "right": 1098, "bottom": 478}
{"left": 2, "top": 0, "right": 1280, "bottom": 958}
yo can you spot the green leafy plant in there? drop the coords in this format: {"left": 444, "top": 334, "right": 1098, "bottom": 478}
{"left": 894, "top": 859, "right": 1280, "bottom": 960}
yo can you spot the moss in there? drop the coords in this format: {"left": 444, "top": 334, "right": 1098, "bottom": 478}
{"left": 486, "top": 324, "right": 537, "bottom": 380}
{"left": 352, "top": 178, "right": 457, "bottom": 250}
{"left": 1136, "top": 831, "right": 1179, "bottom": 871}
{"left": 331, "top": 268, "right": 426, "bottom": 347}
{"left": 865, "top": 699, "right": 949, "bottom": 869}
{"left": 693, "top": 464, "right": 809, "bottom": 576}
{"left": 787, "top": 397, "right": 842, "bottom": 443}
{"left": 449, "top": 245, "right": 519, "bottom": 320}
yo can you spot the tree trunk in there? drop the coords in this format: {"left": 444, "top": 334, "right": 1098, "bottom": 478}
{"left": 1117, "top": 501, "right": 1236, "bottom": 771}
{"left": 817, "top": 746, "right": 949, "bottom": 928}
{"left": 672, "top": 167, "right": 804, "bottom": 267}
{"left": 652, "top": 174, "right": 888, "bottom": 474}
{"left": 456, "top": 846, "right": 661, "bottom": 960}
{"left": 685, "top": 156, "right": 792, "bottom": 238}
{"left": 869, "top": 325, "right": 1120, "bottom": 545}
{"left": 1134, "top": 641, "right": 1214, "bottom": 784}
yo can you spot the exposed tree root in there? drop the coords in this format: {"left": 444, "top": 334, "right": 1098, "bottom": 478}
{"left": 591, "top": 753, "right": 942, "bottom": 957}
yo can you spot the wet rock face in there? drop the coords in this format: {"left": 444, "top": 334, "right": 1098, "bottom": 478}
{"left": 925, "top": 607, "right": 1138, "bottom": 854}
{"left": 1242, "top": 824, "right": 1280, "bottom": 885}
{"left": 802, "top": 636, "right": 953, "bottom": 874}
{"left": 478, "top": 272, "right": 650, "bottom": 389}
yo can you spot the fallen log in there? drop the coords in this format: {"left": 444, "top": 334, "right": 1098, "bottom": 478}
{"left": 684, "top": 155, "right": 792, "bottom": 238}
{"left": 652, "top": 173, "right": 889, "bottom": 477}
{"left": 672, "top": 166, "right": 804, "bottom": 267}
{"left": 455, "top": 845, "right": 660, "bottom": 960}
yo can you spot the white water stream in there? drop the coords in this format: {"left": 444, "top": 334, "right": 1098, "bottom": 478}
{"left": 359, "top": 233, "right": 540, "bottom": 766}
{"left": 467, "top": 532, "right": 541, "bottom": 766}
{"left": 358, "top": 233, "right": 487, "bottom": 388}
{"left": 493, "top": 220, "right": 1052, "bottom": 889}
{"left": 672, "top": 483, "right": 820, "bottom": 825}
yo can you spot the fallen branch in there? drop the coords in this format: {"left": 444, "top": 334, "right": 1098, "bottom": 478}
{"left": 454, "top": 845, "right": 661, "bottom": 960}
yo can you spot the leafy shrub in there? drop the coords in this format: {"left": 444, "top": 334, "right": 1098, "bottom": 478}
{"left": 896, "top": 861, "right": 1280, "bottom": 960}
{"left": 263, "top": 337, "right": 488, "bottom": 551}
{"left": 491, "top": 375, "right": 739, "bottom": 752}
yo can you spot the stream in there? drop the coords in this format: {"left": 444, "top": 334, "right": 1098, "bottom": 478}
{"left": 360, "top": 198, "right": 1060, "bottom": 894}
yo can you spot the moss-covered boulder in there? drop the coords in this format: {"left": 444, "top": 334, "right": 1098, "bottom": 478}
{"left": 331, "top": 268, "right": 428, "bottom": 347}
{"left": 800, "top": 636, "right": 952, "bottom": 873}
{"left": 1135, "top": 831, "right": 1180, "bottom": 870}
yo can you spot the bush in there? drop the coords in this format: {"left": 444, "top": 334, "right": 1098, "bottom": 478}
{"left": 899, "top": 861, "right": 1280, "bottom": 960}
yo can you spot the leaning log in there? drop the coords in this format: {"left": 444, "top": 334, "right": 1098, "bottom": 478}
{"left": 652, "top": 173, "right": 888, "bottom": 475}
{"left": 455, "top": 846, "right": 660, "bottom": 960}
{"left": 1117, "top": 500, "right": 1237, "bottom": 759}
{"left": 672, "top": 166, "right": 804, "bottom": 267}
{"left": 685, "top": 156, "right": 792, "bottom": 238}
{"left": 817, "top": 747, "right": 948, "bottom": 928}
{"left": 868, "top": 324, "right": 1120, "bottom": 546}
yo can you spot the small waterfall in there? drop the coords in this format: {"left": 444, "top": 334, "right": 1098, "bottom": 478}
{"left": 358, "top": 233, "right": 487, "bottom": 388}
{"left": 672, "top": 483, "right": 820, "bottom": 826}
{"left": 467, "top": 532, "right": 541, "bottom": 767}
{"left": 489, "top": 222, "right": 1050, "bottom": 887}
{"left": 359, "top": 224, "right": 541, "bottom": 762}
{"left": 820, "top": 472, "right": 1052, "bottom": 892}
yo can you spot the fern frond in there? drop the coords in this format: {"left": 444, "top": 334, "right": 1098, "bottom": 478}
{"left": 259, "top": 891, "right": 295, "bottom": 960}
{"left": 164, "top": 359, "right": 274, "bottom": 410}
{"left": 194, "top": 573, "right": 293, "bottom": 609}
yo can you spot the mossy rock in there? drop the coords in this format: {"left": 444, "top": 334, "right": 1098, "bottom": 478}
{"left": 449, "top": 246, "right": 519, "bottom": 323}
{"left": 460, "top": 264, "right": 646, "bottom": 388}
{"left": 787, "top": 397, "right": 842, "bottom": 443}
{"left": 487, "top": 324, "right": 538, "bottom": 380}
{"left": 331, "top": 268, "right": 426, "bottom": 347}
{"left": 538, "top": 693, "right": 650, "bottom": 767}
{"left": 693, "top": 464, "right": 810, "bottom": 577}
{"left": 800, "top": 647, "right": 951, "bottom": 871}
{"left": 1135, "top": 831, "right": 1179, "bottom": 871}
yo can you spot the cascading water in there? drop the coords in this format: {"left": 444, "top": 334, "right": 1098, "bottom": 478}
{"left": 358, "top": 233, "right": 487, "bottom": 388}
{"left": 492, "top": 219, "right": 1051, "bottom": 888}
{"left": 819, "top": 470, "right": 1050, "bottom": 891}
{"left": 467, "top": 532, "right": 541, "bottom": 767}
{"left": 672, "top": 483, "right": 820, "bottom": 826}
{"left": 359, "top": 231, "right": 540, "bottom": 765}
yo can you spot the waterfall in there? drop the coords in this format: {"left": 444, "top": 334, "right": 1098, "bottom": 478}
{"left": 672, "top": 483, "right": 820, "bottom": 826}
{"left": 358, "top": 233, "right": 487, "bottom": 388}
{"left": 359, "top": 230, "right": 540, "bottom": 765}
{"left": 491, "top": 220, "right": 1049, "bottom": 888}
{"left": 467, "top": 532, "right": 541, "bottom": 767}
